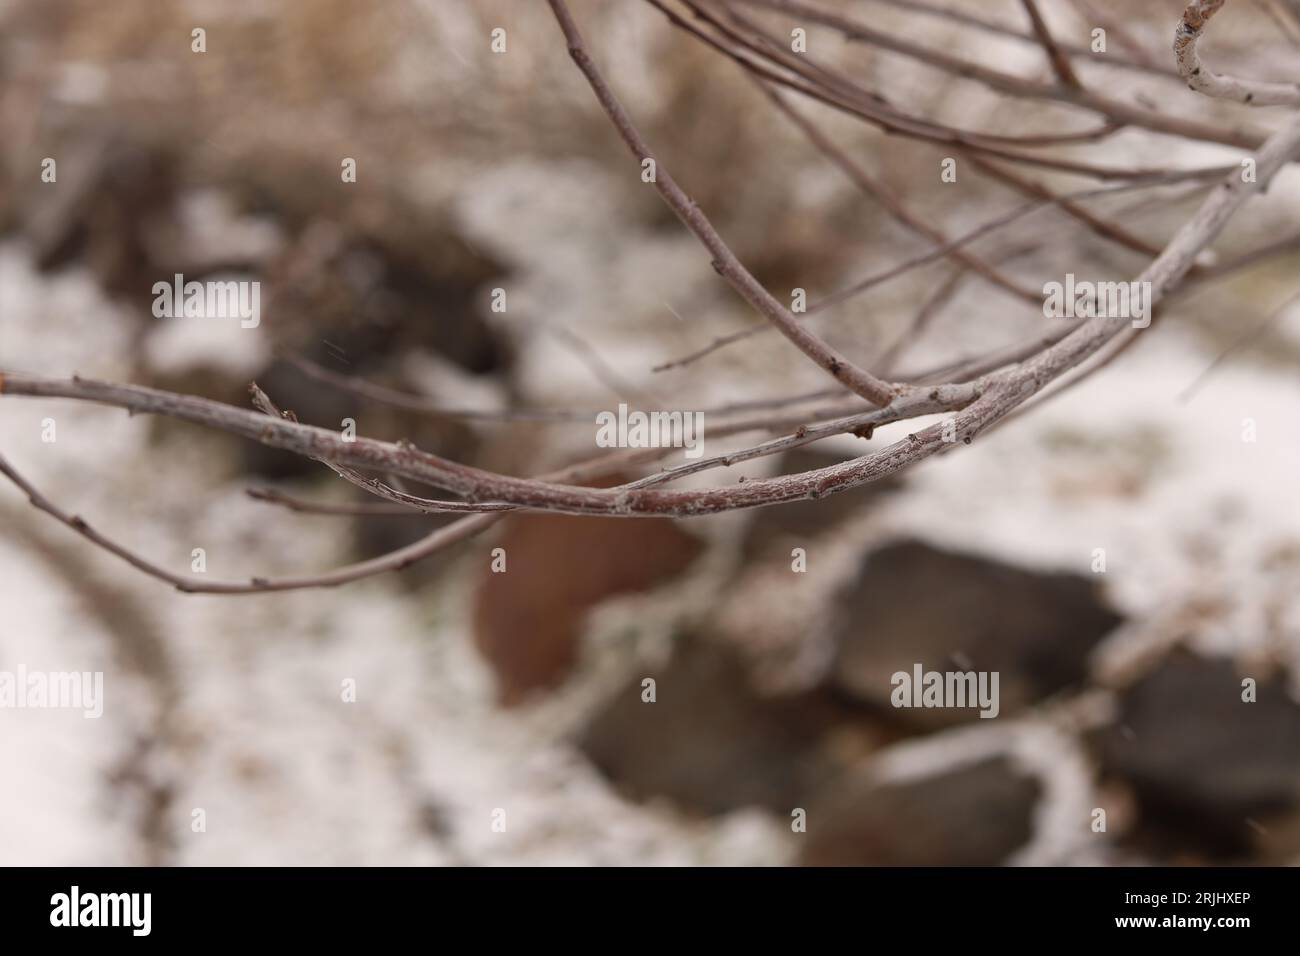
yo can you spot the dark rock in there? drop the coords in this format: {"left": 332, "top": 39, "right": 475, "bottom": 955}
{"left": 800, "top": 755, "right": 1042, "bottom": 866}
{"left": 829, "top": 539, "right": 1122, "bottom": 727}
{"left": 260, "top": 231, "right": 510, "bottom": 377}
{"left": 22, "top": 136, "right": 182, "bottom": 312}
{"left": 1096, "top": 652, "right": 1300, "bottom": 860}
{"left": 578, "top": 633, "right": 891, "bottom": 815}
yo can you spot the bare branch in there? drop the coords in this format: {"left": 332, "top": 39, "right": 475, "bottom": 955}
{"left": 1177, "top": 286, "right": 1300, "bottom": 401}
{"left": 729, "top": 0, "right": 1272, "bottom": 150}
{"left": 284, "top": 354, "right": 600, "bottom": 423}
{"left": 809, "top": 177, "right": 1210, "bottom": 314}
{"left": 1062, "top": 0, "right": 1162, "bottom": 69}
{"left": 4, "top": 1, "right": 1300, "bottom": 599}
{"left": 650, "top": 323, "right": 764, "bottom": 373}
{"left": 657, "top": 0, "right": 1238, "bottom": 179}
{"left": 863, "top": 0, "right": 1175, "bottom": 78}
{"left": 546, "top": 0, "right": 899, "bottom": 406}
{"left": 747, "top": 75, "right": 1040, "bottom": 304}
{"left": 0, "top": 448, "right": 502, "bottom": 594}
{"left": 0, "top": 369, "right": 978, "bottom": 516}
{"left": 1020, "top": 0, "right": 1084, "bottom": 89}
{"left": 288, "top": 351, "right": 860, "bottom": 423}
{"left": 1176, "top": 0, "right": 1300, "bottom": 105}
{"left": 245, "top": 488, "right": 425, "bottom": 517}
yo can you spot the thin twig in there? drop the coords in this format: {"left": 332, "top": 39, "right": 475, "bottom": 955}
{"left": 1020, "top": 0, "right": 1083, "bottom": 89}
{"left": 246, "top": 488, "right": 427, "bottom": 517}
{"left": 1177, "top": 287, "right": 1300, "bottom": 401}
{"left": 748, "top": 74, "right": 1040, "bottom": 303}
{"left": 862, "top": 0, "right": 1175, "bottom": 77}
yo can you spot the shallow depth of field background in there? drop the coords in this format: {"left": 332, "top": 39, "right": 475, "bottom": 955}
{"left": 2, "top": 0, "right": 1299, "bottom": 865}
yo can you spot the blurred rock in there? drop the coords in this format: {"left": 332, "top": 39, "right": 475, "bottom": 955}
{"left": 695, "top": 449, "right": 907, "bottom": 693}
{"left": 1096, "top": 652, "right": 1300, "bottom": 861}
{"left": 800, "top": 755, "right": 1042, "bottom": 866}
{"left": 829, "top": 539, "right": 1123, "bottom": 728}
{"left": 16, "top": 131, "right": 511, "bottom": 378}
{"left": 579, "top": 633, "right": 894, "bottom": 815}
{"left": 260, "top": 218, "right": 510, "bottom": 376}
{"left": 19, "top": 135, "right": 181, "bottom": 311}
{"left": 474, "top": 495, "right": 704, "bottom": 705}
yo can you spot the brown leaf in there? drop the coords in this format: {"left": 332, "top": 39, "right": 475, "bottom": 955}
{"left": 473, "top": 478, "right": 703, "bottom": 705}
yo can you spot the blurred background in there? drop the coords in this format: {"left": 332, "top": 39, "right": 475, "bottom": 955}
{"left": 1, "top": 0, "right": 1299, "bottom": 865}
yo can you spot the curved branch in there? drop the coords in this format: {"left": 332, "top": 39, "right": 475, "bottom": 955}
{"left": 0, "top": 448, "right": 501, "bottom": 594}
{"left": 1176, "top": 0, "right": 1300, "bottom": 105}
{"left": 3, "top": 5, "right": 1300, "bottom": 597}
{"left": 0, "top": 371, "right": 977, "bottom": 517}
